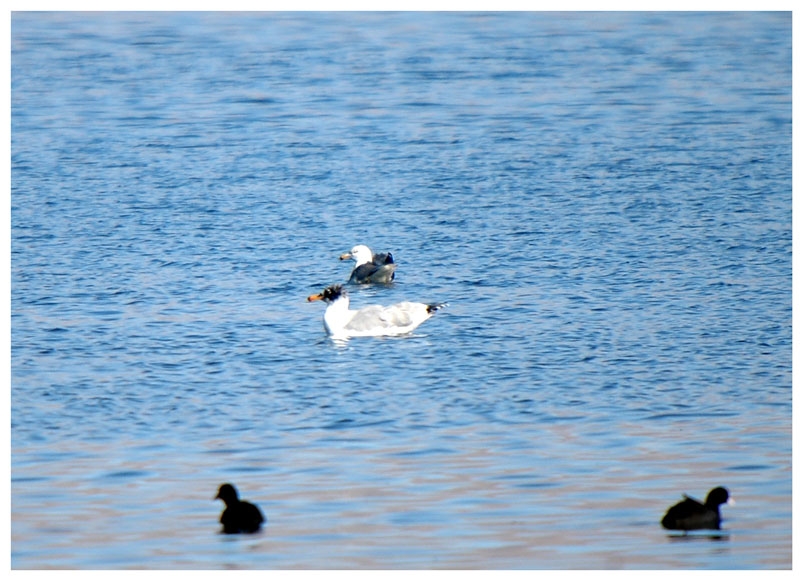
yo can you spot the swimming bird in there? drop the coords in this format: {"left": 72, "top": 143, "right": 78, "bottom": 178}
{"left": 661, "top": 486, "right": 732, "bottom": 532}
{"left": 339, "top": 244, "right": 397, "bottom": 284}
{"left": 215, "top": 483, "right": 265, "bottom": 534}
{"left": 307, "top": 284, "right": 446, "bottom": 339}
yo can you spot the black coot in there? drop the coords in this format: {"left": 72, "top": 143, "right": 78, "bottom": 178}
{"left": 215, "top": 483, "right": 265, "bottom": 534}
{"left": 661, "top": 486, "right": 731, "bottom": 531}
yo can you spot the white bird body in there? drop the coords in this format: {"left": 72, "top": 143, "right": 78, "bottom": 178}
{"left": 308, "top": 284, "right": 445, "bottom": 339}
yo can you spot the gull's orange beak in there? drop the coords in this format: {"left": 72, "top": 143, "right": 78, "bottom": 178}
{"left": 339, "top": 252, "right": 352, "bottom": 261}
{"left": 307, "top": 293, "right": 324, "bottom": 302}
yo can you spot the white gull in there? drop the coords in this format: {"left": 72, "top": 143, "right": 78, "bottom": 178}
{"left": 307, "top": 284, "right": 446, "bottom": 339}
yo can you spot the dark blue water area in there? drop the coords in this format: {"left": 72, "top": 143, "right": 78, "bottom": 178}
{"left": 10, "top": 12, "right": 791, "bottom": 569}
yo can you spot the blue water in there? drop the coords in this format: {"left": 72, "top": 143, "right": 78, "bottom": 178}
{"left": 10, "top": 12, "right": 791, "bottom": 569}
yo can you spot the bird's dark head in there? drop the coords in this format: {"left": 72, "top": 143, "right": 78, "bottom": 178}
{"left": 215, "top": 483, "right": 239, "bottom": 505}
{"left": 706, "top": 486, "right": 730, "bottom": 507}
{"left": 307, "top": 284, "right": 345, "bottom": 303}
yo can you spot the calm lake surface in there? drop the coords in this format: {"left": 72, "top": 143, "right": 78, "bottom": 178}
{"left": 10, "top": 12, "right": 792, "bottom": 569}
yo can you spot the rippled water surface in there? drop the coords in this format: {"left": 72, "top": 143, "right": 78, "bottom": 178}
{"left": 11, "top": 12, "right": 791, "bottom": 569}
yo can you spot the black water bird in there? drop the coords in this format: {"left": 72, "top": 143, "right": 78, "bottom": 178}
{"left": 215, "top": 483, "right": 265, "bottom": 534}
{"left": 661, "top": 486, "right": 732, "bottom": 532}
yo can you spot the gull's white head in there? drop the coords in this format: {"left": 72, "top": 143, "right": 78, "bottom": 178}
{"left": 339, "top": 245, "right": 374, "bottom": 267}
